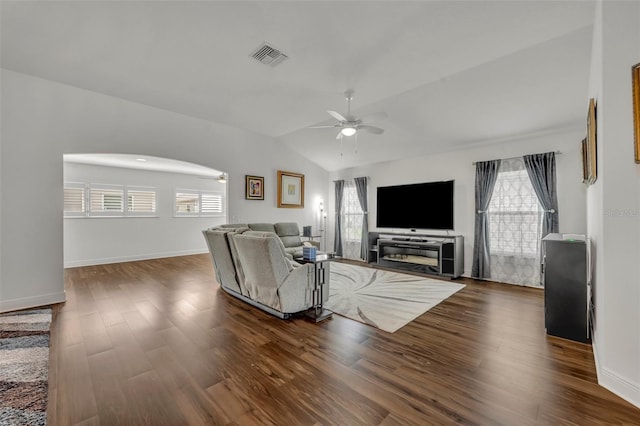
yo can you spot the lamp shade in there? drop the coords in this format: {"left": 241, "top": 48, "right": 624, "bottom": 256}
{"left": 340, "top": 127, "right": 357, "bottom": 137}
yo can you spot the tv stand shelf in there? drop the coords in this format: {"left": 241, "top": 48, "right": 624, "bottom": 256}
{"left": 368, "top": 232, "right": 463, "bottom": 279}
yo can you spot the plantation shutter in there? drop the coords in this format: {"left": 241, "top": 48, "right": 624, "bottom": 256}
{"left": 174, "top": 189, "right": 225, "bottom": 217}
{"left": 127, "top": 187, "right": 156, "bottom": 214}
{"left": 64, "top": 183, "right": 86, "bottom": 217}
{"left": 90, "top": 184, "right": 124, "bottom": 216}
{"left": 201, "top": 192, "right": 223, "bottom": 215}
{"left": 175, "top": 191, "right": 199, "bottom": 214}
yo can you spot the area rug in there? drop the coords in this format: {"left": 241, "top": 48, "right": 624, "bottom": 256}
{"left": 0, "top": 308, "right": 52, "bottom": 426}
{"left": 326, "top": 263, "right": 465, "bottom": 333}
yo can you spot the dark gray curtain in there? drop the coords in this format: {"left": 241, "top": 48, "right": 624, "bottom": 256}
{"left": 472, "top": 160, "right": 501, "bottom": 279}
{"left": 354, "top": 177, "right": 369, "bottom": 260}
{"left": 333, "top": 180, "right": 345, "bottom": 256}
{"left": 524, "top": 152, "right": 559, "bottom": 238}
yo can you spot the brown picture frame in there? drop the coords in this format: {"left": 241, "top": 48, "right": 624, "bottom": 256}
{"left": 245, "top": 175, "right": 264, "bottom": 200}
{"left": 580, "top": 138, "right": 589, "bottom": 184}
{"left": 277, "top": 170, "right": 304, "bottom": 208}
{"left": 586, "top": 98, "right": 597, "bottom": 185}
{"left": 633, "top": 63, "right": 640, "bottom": 163}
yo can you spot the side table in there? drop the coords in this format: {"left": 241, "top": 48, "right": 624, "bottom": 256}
{"left": 294, "top": 255, "right": 333, "bottom": 322}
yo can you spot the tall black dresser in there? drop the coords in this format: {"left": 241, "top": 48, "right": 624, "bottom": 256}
{"left": 542, "top": 233, "right": 590, "bottom": 343}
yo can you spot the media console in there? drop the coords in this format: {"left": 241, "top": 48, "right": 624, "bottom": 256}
{"left": 368, "top": 232, "right": 464, "bottom": 279}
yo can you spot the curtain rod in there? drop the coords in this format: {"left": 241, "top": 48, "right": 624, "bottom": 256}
{"left": 332, "top": 176, "right": 371, "bottom": 182}
{"left": 471, "top": 151, "right": 562, "bottom": 166}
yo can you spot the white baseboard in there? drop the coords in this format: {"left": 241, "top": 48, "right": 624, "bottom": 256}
{"left": 592, "top": 332, "right": 640, "bottom": 409}
{"left": 64, "top": 249, "right": 209, "bottom": 268}
{"left": 0, "top": 291, "right": 66, "bottom": 314}
{"left": 599, "top": 367, "right": 640, "bottom": 409}
{"left": 592, "top": 332, "right": 603, "bottom": 381}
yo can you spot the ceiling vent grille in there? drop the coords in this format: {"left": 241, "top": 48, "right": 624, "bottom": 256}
{"left": 250, "top": 43, "right": 288, "bottom": 67}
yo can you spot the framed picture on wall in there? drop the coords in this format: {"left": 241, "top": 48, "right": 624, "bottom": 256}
{"left": 586, "top": 98, "right": 597, "bottom": 185}
{"left": 245, "top": 175, "right": 264, "bottom": 200}
{"left": 277, "top": 170, "right": 304, "bottom": 208}
{"left": 580, "top": 138, "right": 589, "bottom": 184}
{"left": 633, "top": 62, "right": 640, "bottom": 163}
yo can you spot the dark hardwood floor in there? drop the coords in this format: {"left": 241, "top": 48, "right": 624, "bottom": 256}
{"left": 48, "top": 254, "right": 640, "bottom": 425}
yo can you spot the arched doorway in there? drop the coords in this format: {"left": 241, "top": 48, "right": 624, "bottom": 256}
{"left": 63, "top": 153, "right": 227, "bottom": 267}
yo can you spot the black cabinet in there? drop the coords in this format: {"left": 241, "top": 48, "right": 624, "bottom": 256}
{"left": 542, "top": 233, "right": 590, "bottom": 343}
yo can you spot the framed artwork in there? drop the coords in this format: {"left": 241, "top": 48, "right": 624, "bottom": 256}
{"left": 277, "top": 170, "right": 304, "bottom": 208}
{"left": 633, "top": 63, "right": 640, "bottom": 163}
{"left": 586, "top": 98, "right": 597, "bottom": 185}
{"left": 245, "top": 175, "right": 264, "bottom": 200}
{"left": 580, "top": 138, "right": 588, "bottom": 184}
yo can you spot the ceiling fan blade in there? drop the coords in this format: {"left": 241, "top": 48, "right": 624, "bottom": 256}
{"left": 327, "top": 110, "right": 347, "bottom": 122}
{"left": 359, "top": 111, "right": 387, "bottom": 124}
{"left": 336, "top": 131, "right": 343, "bottom": 140}
{"left": 308, "top": 125, "right": 338, "bottom": 129}
{"left": 359, "top": 125, "right": 384, "bottom": 135}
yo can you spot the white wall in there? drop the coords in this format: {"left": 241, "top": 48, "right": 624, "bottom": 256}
{"left": 64, "top": 162, "right": 227, "bottom": 267}
{"left": 329, "top": 127, "right": 587, "bottom": 277}
{"left": 0, "top": 69, "right": 329, "bottom": 312}
{"left": 587, "top": 0, "right": 640, "bottom": 408}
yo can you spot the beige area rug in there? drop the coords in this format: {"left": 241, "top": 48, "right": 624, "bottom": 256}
{"left": 325, "top": 262, "right": 465, "bottom": 333}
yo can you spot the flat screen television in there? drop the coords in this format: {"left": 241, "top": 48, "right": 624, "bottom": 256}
{"left": 376, "top": 180, "right": 454, "bottom": 230}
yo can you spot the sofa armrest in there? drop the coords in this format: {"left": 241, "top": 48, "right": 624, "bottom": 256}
{"left": 278, "top": 263, "right": 315, "bottom": 313}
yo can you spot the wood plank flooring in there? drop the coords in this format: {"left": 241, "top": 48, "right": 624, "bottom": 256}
{"left": 48, "top": 254, "right": 640, "bottom": 425}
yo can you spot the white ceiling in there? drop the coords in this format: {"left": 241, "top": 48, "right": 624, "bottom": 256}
{"left": 1, "top": 1, "right": 595, "bottom": 171}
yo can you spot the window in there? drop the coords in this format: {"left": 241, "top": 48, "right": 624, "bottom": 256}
{"left": 64, "top": 182, "right": 157, "bottom": 218}
{"left": 89, "top": 184, "right": 124, "bottom": 216}
{"left": 64, "top": 182, "right": 85, "bottom": 217}
{"left": 488, "top": 161, "right": 542, "bottom": 256}
{"left": 340, "top": 180, "right": 364, "bottom": 260}
{"left": 488, "top": 158, "right": 543, "bottom": 286}
{"left": 175, "top": 191, "right": 199, "bottom": 214}
{"left": 127, "top": 187, "right": 157, "bottom": 215}
{"left": 175, "top": 189, "right": 224, "bottom": 217}
{"left": 201, "top": 192, "right": 223, "bottom": 215}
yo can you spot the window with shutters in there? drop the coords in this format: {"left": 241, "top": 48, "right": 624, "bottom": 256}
{"left": 175, "top": 189, "right": 224, "bottom": 217}
{"left": 175, "top": 191, "right": 199, "bottom": 214}
{"left": 127, "top": 187, "right": 157, "bottom": 215}
{"left": 64, "top": 183, "right": 86, "bottom": 217}
{"left": 90, "top": 185, "right": 124, "bottom": 216}
{"left": 64, "top": 182, "right": 158, "bottom": 218}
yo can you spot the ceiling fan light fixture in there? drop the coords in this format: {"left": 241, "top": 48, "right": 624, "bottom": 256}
{"left": 217, "top": 174, "right": 227, "bottom": 183}
{"left": 340, "top": 127, "right": 357, "bottom": 137}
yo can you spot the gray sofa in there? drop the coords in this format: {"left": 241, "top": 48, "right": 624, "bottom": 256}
{"left": 202, "top": 226, "right": 329, "bottom": 318}
{"left": 221, "top": 222, "right": 318, "bottom": 259}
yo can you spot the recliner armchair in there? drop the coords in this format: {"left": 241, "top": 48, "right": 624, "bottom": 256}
{"left": 203, "top": 227, "right": 329, "bottom": 318}
{"left": 220, "top": 222, "right": 319, "bottom": 258}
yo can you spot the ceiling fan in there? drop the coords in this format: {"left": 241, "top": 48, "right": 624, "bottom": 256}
{"left": 308, "top": 90, "right": 386, "bottom": 139}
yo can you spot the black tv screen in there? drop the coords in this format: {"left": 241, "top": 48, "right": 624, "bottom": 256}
{"left": 376, "top": 180, "right": 454, "bottom": 230}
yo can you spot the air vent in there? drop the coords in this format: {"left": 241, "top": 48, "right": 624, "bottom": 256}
{"left": 250, "top": 43, "right": 288, "bottom": 67}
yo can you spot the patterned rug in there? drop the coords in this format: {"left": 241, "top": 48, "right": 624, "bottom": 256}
{"left": 0, "top": 308, "right": 52, "bottom": 426}
{"left": 326, "top": 263, "right": 465, "bottom": 333}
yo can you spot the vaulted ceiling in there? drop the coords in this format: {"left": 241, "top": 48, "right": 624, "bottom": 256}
{"left": 1, "top": 1, "right": 595, "bottom": 171}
